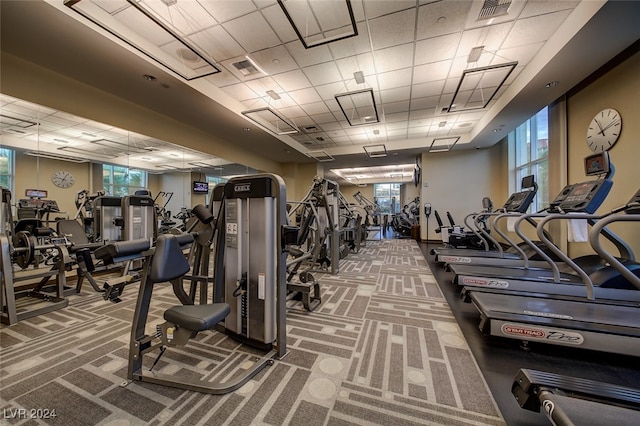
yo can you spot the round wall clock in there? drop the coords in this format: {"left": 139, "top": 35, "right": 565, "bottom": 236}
{"left": 51, "top": 170, "right": 75, "bottom": 188}
{"left": 586, "top": 108, "right": 622, "bottom": 152}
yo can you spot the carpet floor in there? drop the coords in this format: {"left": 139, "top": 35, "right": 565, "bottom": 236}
{"left": 1, "top": 239, "right": 504, "bottom": 425}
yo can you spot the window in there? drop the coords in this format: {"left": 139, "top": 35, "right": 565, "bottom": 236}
{"left": 103, "top": 165, "right": 147, "bottom": 196}
{"left": 0, "top": 148, "right": 15, "bottom": 192}
{"left": 511, "top": 106, "right": 549, "bottom": 212}
{"left": 373, "top": 183, "right": 400, "bottom": 214}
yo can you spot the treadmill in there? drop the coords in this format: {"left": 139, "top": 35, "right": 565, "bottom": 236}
{"left": 450, "top": 152, "right": 637, "bottom": 295}
{"left": 432, "top": 175, "right": 538, "bottom": 263}
{"left": 512, "top": 369, "right": 640, "bottom": 426}
{"left": 465, "top": 207, "right": 640, "bottom": 356}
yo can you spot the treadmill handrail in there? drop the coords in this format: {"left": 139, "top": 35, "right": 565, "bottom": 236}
{"left": 536, "top": 213, "right": 601, "bottom": 300}
{"left": 492, "top": 212, "right": 529, "bottom": 265}
{"left": 514, "top": 213, "right": 560, "bottom": 279}
{"left": 590, "top": 214, "right": 640, "bottom": 290}
{"left": 463, "top": 212, "right": 489, "bottom": 251}
{"left": 474, "top": 210, "right": 505, "bottom": 256}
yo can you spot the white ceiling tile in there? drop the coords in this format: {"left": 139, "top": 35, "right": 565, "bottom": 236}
{"left": 520, "top": 0, "right": 580, "bottom": 19}
{"left": 300, "top": 102, "right": 331, "bottom": 116}
{"left": 384, "top": 121, "right": 408, "bottom": 131}
{"left": 190, "top": 25, "right": 245, "bottom": 62}
{"left": 412, "top": 80, "right": 445, "bottom": 99}
{"left": 455, "top": 22, "right": 512, "bottom": 60}
{"left": 324, "top": 98, "right": 342, "bottom": 112}
{"left": 335, "top": 53, "right": 375, "bottom": 80}
{"left": 261, "top": 3, "right": 299, "bottom": 43}
{"left": 415, "top": 33, "right": 461, "bottom": 65}
{"left": 344, "top": 127, "right": 366, "bottom": 136}
{"left": 409, "top": 108, "right": 435, "bottom": 121}
{"left": 244, "top": 77, "right": 280, "bottom": 96}
{"left": 368, "top": 8, "right": 416, "bottom": 50}
{"left": 288, "top": 87, "right": 322, "bottom": 104}
{"left": 272, "top": 69, "right": 311, "bottom": 92}
{"left": 319, "top": 122, "right": 344, "bottom": 132}
{"left": 413, "top": 60, "right": 452, "bottom": 84}
{"left": 417, "top": 1, "right": 473, "bottom": 40}
{"left": 382, "top": 100, "right": 410, "bottom": 115}
{"left": 332, "top": 136, "right": 351, "bottom": 143}
{"left": 408, "top": 126, "right": 429, "bottom": 136}
{"left": 199, "top": 0, "right": 257, "bottom": 23}
{"left": 373, "top": 43, "right": 414, "bottom": 73}
{"left": 383, "top": 112, "right": 409, "bottom": 123}
{"left": 221, "top": 83, "right": 258, "bottom": 101}
{"left": 377, "top": 68, "right": 413, "bottom": 91}
{"left": 205, "top": 70, "right": 240, "bottom": 87}
{"left": 328, "top": 21, "right": 372, "bottom": 59}
{"left": 411, "top": 95, "right": 440, "bottom": 111}
{"left": 380, "top": 87, "right": 411, "bottom": 104}
{"left": 278, "top": 105, "right": 307, "bottom": 118}
{"left": 285, "top": 40, "right": 333, "bottom": 67}
{"left": 494, "top": 43, "right": 544, "bottom": 67}
{"left": 302, "top": 62, "right": 343, "bottom": 86}
{"left": 222, "top": 12, "right": 280, "bottom": 52}
{"left": 250, "top": 45, "right": 298, "bottom": 74}
{"left": 315, "top": 82, "right": 348, "bottom": 101}
{"left": 363, "top": 1, "right": 416, "bottom": 19}
{"left": 311, "top": 112, "right": 337, "bottom": 124}
{"left": 501, "top": 10, "right": 572, "bottom": 49}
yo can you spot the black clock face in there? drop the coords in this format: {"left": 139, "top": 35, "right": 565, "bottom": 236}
{"left": 587, "top": 108, "right": 622, "bottom": 152}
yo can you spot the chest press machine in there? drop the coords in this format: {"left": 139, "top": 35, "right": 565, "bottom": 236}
{"left": 98, "top": 174, "right": 292, "bottom": 394}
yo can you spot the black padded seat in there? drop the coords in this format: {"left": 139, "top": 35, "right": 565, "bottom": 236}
{"left": 164, "top": 304, "right": 230, "bottom": 332}
{"left": 95, "top": 239, "right": 151, "bottom": 264}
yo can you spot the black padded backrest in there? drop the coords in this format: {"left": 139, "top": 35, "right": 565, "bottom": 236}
{"left": 150, "top": 234, "right": 191, "bottom": 283}
{"left": 446, "top": 211, "right": 456, "bottom": 226}
{"left": 57, "top": 219, "right": 90, "bottom": 244}
{"left": 434, "top": 210, "right": 444, "bottom": 227}
{"left": 15, "top": 218, "right": 43, "bottom": 234}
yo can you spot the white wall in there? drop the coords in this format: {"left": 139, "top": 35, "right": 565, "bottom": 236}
{"left": 420, "top": 145, "right": 505, "bottom": 241}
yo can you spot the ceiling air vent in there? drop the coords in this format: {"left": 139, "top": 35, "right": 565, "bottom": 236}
{"left": 303, "top": 125, "right": 318, "bottom": 133}
{"left": 232, "top": 59, "right": 261, "bottom": 77}
{"left": 478, "top": 0, "right": 511, "bottom": 20}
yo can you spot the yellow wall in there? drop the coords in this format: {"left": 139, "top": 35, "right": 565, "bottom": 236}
{"left": 280, "top": 162, "right": 319, "bottom": 202}
{"left": 566, "top": 47, "right": 640, "bottom": 258}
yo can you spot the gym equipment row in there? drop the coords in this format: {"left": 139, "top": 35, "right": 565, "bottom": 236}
{"left": 432, "top": 151, "right": 640, "bottom": 356}
{"left": 0, "top": 187, "right": 157, "bottom": 324}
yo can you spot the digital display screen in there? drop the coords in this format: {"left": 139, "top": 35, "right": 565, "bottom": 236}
{"left": 570, "top": 183, "right": 592, "bottom": 196}
{"left": 585, "top": 152, "right": 609, "bottom": 176}
{"left": 25, "top": 189, "right": 48, "bottom": 198}
{"left": 193, "top": 181, "right": 209, "bottom": 194}
{"left": 521, "top": 175, "right": 534, "bottom": 189}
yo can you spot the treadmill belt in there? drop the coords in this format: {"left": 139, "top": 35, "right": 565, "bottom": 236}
{"left": 451, "top": 264, "right": 583, "bottom": 283}
{"left": 470, "top": 292, "right": 640, "bottom": 332}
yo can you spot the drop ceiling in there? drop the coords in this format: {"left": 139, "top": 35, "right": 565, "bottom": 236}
{"left": 1, "top": 0, "right": 639, "bottom": 183}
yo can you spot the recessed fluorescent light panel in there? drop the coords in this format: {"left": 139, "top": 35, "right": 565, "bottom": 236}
{"left": 24, "top": 151, "right": 88, "bottom": 163}
{"left": 307, "top": 150, "right": 335, "bottom": 162}
{"left": 242, "top": 107, "right": 299, "bottom": 135}
{"left": 64, "top": 0, "right": 221, "bottom": 80}
{"left": 448, "top": 62, "right": 517, "bottom": 112}
{"left": 363, "top": 144, "right": 387, "bottom": 158}
{"left": 0, "top": 114, "right": 38, "bottom": 129}
{"left": 335, "top": 88, "right": 379, "bottom": 126}
{"left": 429, "top": 137, "right": 460, "bottom": 153}
{"left": 278, "top": 0, "right": 357, "bottom": 49}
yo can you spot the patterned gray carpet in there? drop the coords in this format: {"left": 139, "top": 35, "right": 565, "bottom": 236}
{"left": 1, "top": 239, "right": 504, "bottom": 425}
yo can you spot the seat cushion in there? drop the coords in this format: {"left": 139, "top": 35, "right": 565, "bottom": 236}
{"left": 164, "top": 303, "right": 230, "bottom": 332}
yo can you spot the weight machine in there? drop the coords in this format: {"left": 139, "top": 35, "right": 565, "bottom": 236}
{"left": 96, "top": 174, "right": 291, "bottom": 394}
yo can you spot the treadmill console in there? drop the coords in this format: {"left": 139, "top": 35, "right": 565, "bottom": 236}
{"left": 550, "top": 180, "right": 613, "bottom": 213}
{"left": 503, "top": 190, "right": 536, "bottom": 213}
